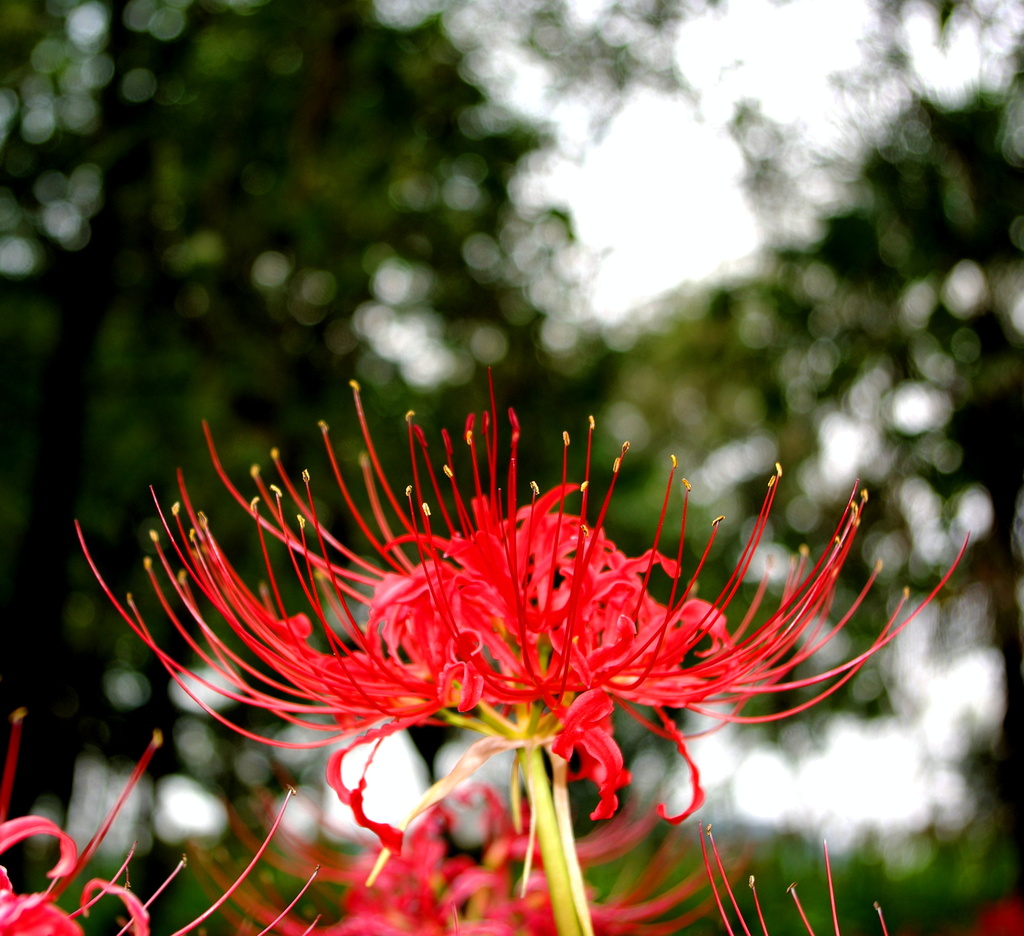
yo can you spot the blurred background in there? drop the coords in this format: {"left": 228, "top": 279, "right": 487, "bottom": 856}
{"left": 1, "top": 0, "right": 1022, "bottom": 930}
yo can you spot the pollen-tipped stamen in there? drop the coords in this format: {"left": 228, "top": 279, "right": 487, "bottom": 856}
{"left": 787, "top": 882, "right": 817, "bottom": 936}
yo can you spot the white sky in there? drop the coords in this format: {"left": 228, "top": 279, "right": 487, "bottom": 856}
{"left": 524, "top": 0, "right": 878, "bottom": 319}
{"left": 516, "top": 0, "right": 1016, "bottom": 321}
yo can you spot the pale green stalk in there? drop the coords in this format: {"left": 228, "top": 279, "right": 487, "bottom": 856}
{"left": 521, "top": 746, "right": 585, "bottom": 936}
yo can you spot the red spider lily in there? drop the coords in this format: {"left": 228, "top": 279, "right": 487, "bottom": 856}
{"left": 80, "top": 379, "right": 962, "bottom": 856}
{"left": 206, "top": 785, "right": 710, "bottom": 936}
{"left": 0, "top": 710, "right": 299, "bottom": 936}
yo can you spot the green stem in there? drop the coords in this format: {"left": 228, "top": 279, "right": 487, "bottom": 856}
{"left": 522, "top": 746, "right": 583, "bottom": 936}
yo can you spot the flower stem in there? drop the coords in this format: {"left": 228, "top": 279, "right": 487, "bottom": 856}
{"left": 522, "top": 746, "right": 584, "bottom": 936}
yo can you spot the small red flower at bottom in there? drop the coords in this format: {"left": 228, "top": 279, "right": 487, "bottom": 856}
{"left": 209, "top": 785, "right": 710, "bottom": 936}
{"left": 0, "top": 890, "right": 85, "bottom": 936}
{"left": 0, "top": 711, "right": 151, "bottom": 936}
{"left": 0, "top": 710, "right": 300, "bottom": 936}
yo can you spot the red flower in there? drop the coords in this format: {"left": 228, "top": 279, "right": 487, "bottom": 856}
{"left": 0, "top": 711, "right": 295, "bottom": 936}
{"left": 0, "top": 711, "right": 151, "bottom": 936}
{"left": 81, "top": 381, "right": 960, "bottom": 851}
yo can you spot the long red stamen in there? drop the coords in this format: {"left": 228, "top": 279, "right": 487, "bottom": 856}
{"left": 707, "top": 827, "right": 754, "bottom": 936}
{"left": 788, "top": 882, "right": 817, "bottom": 936}
{"left": 824, "top": 841, "right": 841, "bottom": 936}
{"left": 59, "top": 731, "right": 162, "bottom": 896}
{"left": 348, "top": 381, "right": 412, "bottom": 535}
{"left": 749, "top": 875, "right": 771, "bottom": 936}
{"left": 168, "top": 790, "right": 295, "bottom": 936}
{"left": 875, "top": 902, "right": 890, "bottom": 936}
{"left": 114, "top": 855, "right": 187, "bottom": 936}
{"left": 0, "top": 707, "right": 26, "bottom": 823}
{"left": 412, "top": 421, "right": 457, "bottom": 537}
{"left": 253, "top": 864, "right": 320, "bottom": 936}
{"left": 699, "top": 824, "right": 738, "bottom": 936}
{"left": 544, "top": 429, "right": 572, "bottom": 617}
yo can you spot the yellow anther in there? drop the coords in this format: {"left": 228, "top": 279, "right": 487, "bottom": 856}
{"left": 749, "top": 876, "right": 755, "bottom": 888}
{"left": 775, "top": 462, "right": 783, "bottom": 477}
{"left": 143, "top": 556, "right": 152, "bottom": 570}
{"left": 405, "top": 485, "right": 413, "bottom": 497}
{"left": 861, "top": 487, "right": 869, "bottom": 502}
{"left": 621, "top": 440, "right": 630, "bottom": 453}
{"left": 443, "top": 465, "right": 453, "bottom": 478}
{"left": 188, "top": 529, "right": 196, "bottom": 542}
{"left": 197, "top": 511, "right": 208, "bottom": 528}
{"left": 465, "top": 429, "right": 473, "bottom": 445}
{"left": 176, "top": 570, "right": 187, "bottom": 585}
{"left": 269, "top": 484, "right": 283, "bottom": 498}
{"left": 149, "top": 530, "right": 159, "bottom": 543}
{"left": 250, "top": 497, "right": 260, "bottom": 511}
{"left": 270, "top": 447, "right": 280, "bottom": 460}
{"left": 588, "top": 415, "right": 595, "bottom": 429}
{"left": 581, "top": 524, "right": 589, "bottom": 537}
{"left": 318, "top": 419, "right": 329, "bottom": 432}
{"left": 799, "top": 544, "right": 810, "bottom": 556}
{"left": 171, "top": 502, "right": 180, "bottom": 515}
{"left": 903, "top": 586, "right": 910, "bottom": 599}
{"left": 530, "top": 481, "right": 539, "bottom": 495}
{"left": 875, "top": 559, "right": 884, "bottom": 573}
{"left": 301, "top": 469, "right": 310, "bottom": 483}
{"left": 250, "top": 464, "right": 261, "bottom": 478}
{"left": 580, "top": 480, "right": 589, "bottom": 492}
{"left": 562, "top": 430, "right": 570, "bottom": 446}
{"left": 768, "top": 476, "right": 776, "bottom": 489}
{"left": 612, "top": 457, "right": 621, "bottom": 473}
{"left": 152, "top": 728, "right": 164, "bottom": 748}
{"left": 712, "top": 515, "right": 725, "bottom": 526}
{"left": 405, "top": 410, "right": 415, "bottom": 422}
{"left": 681, "top": 477, "right": 691, "bottom": 491}
{"left": 349, "top": 379, "right": 361, "bottom": 391}
{"left": 422, "top": 503, "right": 431, "bottom": 517}
{"left": 670, "top": 454, "right": 677, "bottom": 468}
{"left": 9, "top": 708, "right": 27, "bottom": 725}
{"left": 787, "top": 883, "right": 798, "bottom": 894}
{"left": 297, "top": 515, "right": 305, "bottom": 529}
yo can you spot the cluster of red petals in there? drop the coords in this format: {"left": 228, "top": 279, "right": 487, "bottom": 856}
{"left": 82, "top": 381, "right": 960, "bottom": 848}
{"left": 0, "top": 819, "right": 147, "bottom": 936}
{"left": 213, "top": 785, "right": 707, "bottom": 936}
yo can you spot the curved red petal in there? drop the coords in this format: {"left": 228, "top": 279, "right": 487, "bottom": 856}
{"left": 0, "top": 816, "right": 78, "bottom": 880}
